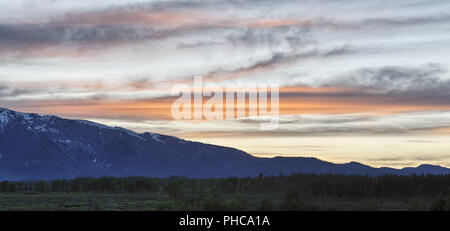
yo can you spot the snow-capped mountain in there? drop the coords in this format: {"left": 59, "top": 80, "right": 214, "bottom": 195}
{"left": 0, "top": 107, "right": 449, "bottom": 180}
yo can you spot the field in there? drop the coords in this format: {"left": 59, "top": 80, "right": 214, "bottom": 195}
{"left": 0, "top": 192, "right": 166, "bottom": 211}
{"left": 0, "top": 192, "right": 433, "bottom": 211}
{"left": 1, "top": 174, "right": 449, "bottom": 211}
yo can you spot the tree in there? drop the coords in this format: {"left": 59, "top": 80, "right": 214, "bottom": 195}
{"left": 0, "top": 181, "right": 9, "bottom": 192}
{"left": 227, "top": 194, "right": 248, "bottom": 210}
{"left": 36, "top": 181, "right": 46, "bottom": 192}
{"left": 202, "top": 186, "right": 227, "bottom": 210}
{"left": 165, "top": 179, "right": 185, "bottom": 202}
{"left": 284, "top": 188, "right": 304, "bottom": 210}
{"left": 430, "top": 193, "right": 447, "bottom": 211}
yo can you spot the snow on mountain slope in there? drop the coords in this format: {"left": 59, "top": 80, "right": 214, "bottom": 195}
{"left": 0, "top": 107, "right": 449, "bottom": 180}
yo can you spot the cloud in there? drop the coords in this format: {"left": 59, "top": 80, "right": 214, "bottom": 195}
{"left": 368, "top": 154, "right": 450, "bottom": 162}
{"left": 361, "top": 14, "right": 450, "bottom": 28}
{"left": 326, "top": 63, "right": 448, "bottom": 92}
{"left": 1, "top": 0, "right": 450, "bottom": 131}
{"left": 203, "top": 46, "right": 354, "bottom": 78}
{"left": 3, "top": 0, "right": 448, "bottom": 59}
{"left": 0, "top": 84, "right": 43, "bottom": 97}
{"left": 273, "top": 64, "right": 450, "bottom": 107}
{"left": 0, "top": 23, "right": 177, "bottom": 57}
{"left": 167, "top": 111, "right": 450, "bottom": 137}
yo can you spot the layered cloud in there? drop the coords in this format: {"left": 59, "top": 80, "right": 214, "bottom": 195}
{"left": 1, "top": 0, "right": 450, "bottom": 167}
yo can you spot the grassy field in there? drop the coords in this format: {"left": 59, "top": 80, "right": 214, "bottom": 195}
{"left": 1, "top": 174, "right": 448, "bottom": 211}
{"left": 0, "top": 192, "right": 433, "bottom": 211}
{"left": 0, "top": 192, "right": 169, "bottom": 211}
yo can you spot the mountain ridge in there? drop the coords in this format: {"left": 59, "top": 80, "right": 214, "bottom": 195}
{"left": 1, "top": 107, "right": 449, "bottom": 180}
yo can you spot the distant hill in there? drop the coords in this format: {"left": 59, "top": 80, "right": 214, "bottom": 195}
{"left": 1, "top": 107, "right": 449, "bottom": 180}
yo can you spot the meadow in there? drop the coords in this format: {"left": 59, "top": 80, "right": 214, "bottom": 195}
{"left": 1, "top": 174, "right": 449, "bottom": 211}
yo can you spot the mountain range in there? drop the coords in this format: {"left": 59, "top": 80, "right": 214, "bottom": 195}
{"left": 0, "top": 107, "right": 449, "bottom": 180}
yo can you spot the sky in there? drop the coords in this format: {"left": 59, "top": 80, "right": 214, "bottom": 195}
{"left": 1, "top": 0, "right": 450, "bottom": 168}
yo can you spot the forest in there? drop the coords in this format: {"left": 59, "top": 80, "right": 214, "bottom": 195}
{"left": 1, "top": 174, "right": 450, "bottom": 211}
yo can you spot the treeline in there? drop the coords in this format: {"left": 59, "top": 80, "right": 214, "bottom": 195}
{"left": 1, "top": 174, "right": 450, "bottom": 197}
{"left": 0, "top": 176, "right": 160, "bottom": 193}
{"left": 1, "top": 174, "right": 450, "bottom": 210}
